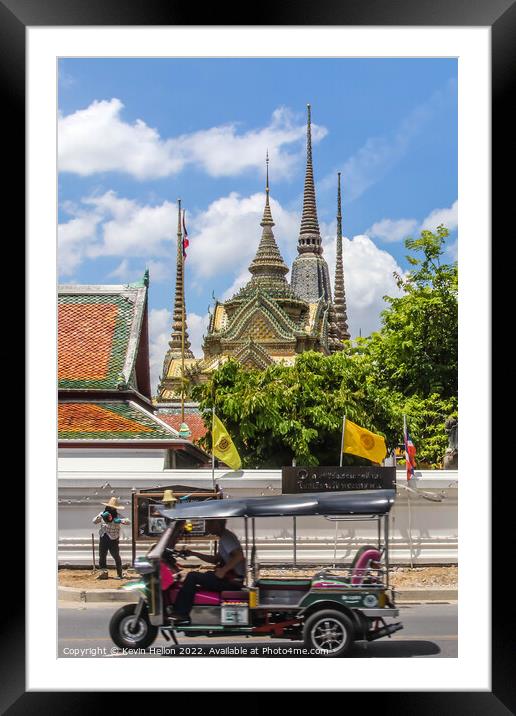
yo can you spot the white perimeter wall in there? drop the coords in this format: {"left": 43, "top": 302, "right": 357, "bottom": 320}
{"left": 58, "top": 449, "right": 458, "bottom": 565}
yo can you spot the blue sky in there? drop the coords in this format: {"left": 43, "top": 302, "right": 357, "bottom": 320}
{"left": 58, "top": 58, "right": 457, "bottom": 390}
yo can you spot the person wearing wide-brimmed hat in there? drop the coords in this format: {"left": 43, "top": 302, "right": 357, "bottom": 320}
{"left": 93, "top": 497, "right": 130, "bottom": 579}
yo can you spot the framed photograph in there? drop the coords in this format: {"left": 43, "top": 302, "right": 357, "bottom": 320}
{"left": 9, "top": 0, "right": 506, "bottom": 707}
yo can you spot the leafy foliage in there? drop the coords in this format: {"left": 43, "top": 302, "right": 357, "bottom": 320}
{"left": 363, "top": 225, "right": 458, "bottom": 398}
{"left": 192, "top": 227, "right": 457, "bottom": 468}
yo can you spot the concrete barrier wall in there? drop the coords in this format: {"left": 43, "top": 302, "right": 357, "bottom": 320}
{"left": 58, "top": 460, "right": 458, "bottom": 565}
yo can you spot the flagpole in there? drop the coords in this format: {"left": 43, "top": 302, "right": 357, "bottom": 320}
{"left": 339, "top": 414, "right": 346, "bottom": 467}
{"left": 335, "top": 412, "right": 345, "bottom": 568}
{"left": 403, "top": 414, "right": 410, "bottom": 481}
{"left": 404, "top": 414, "right": 414, "bottom": 567}
{"left": 177, "top": 198, "right": 185, "bottom": 425}
{"left": 211, "top": 404, "right": 215, "bottom": 490}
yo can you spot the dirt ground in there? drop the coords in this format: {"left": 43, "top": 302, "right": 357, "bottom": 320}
{"left": 58, "top": 565, "right": 457, "bottom": 590}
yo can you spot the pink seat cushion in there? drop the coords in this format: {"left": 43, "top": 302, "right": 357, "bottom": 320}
{"left": 193, "top": 590, "right": 222, "bottom": 606}
{"left": 160, "top": 563, "right": 175, "bottom": 590}
{"left": 351, "top": 549, "right": 381, "bottom": 585}
{"left": 164, "top": 583, "right": 222, "bottom": 606}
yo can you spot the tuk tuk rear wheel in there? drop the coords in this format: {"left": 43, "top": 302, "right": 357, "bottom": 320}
{"left": 109, "top": 603, "right": 158, "bottom": 650}
{"left": 303, "top": 610, "right": 354, "bottom": 657}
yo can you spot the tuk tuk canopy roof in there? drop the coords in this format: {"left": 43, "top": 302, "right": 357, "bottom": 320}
{"left": 158, "top": 489, "right": 396, "bottom": 520}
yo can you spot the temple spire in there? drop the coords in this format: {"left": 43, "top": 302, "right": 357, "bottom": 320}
{"left": 164, "top": 199, "right": 193, "bottom": 358}
{"left": 333, "top": 173, "right": 350, "bottom": 340}
{"left": 156, "top": 199, "right": 195, "bottom": 402}
{"left": 297, "top": 104, "right": 322, "bottom": 255}
{"left": 260, "top": 150, "right": 274, "bottom": 226}
{"left": 248, "top": 154, "right": 289, "bottom": 279}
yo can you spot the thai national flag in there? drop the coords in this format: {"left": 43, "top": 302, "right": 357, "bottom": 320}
{"left": 182, "top": 210, "right": 189, "bottom": 259}
{"left": 404, "top": 418, "right": 417, "bottom": 481}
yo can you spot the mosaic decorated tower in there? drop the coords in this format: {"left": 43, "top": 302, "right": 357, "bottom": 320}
{"left": 201, "top": 156, "right": 323, "bottom": 369}
{"left": 290, "top": 105, "right": 333, "bottom": 306}
{"left": 156, "top": 105, "right": 352, "bottom": 399}
{"left": 156, "top": 200, "right": 196, "bottom": 402}
{"left": 290, "top": 104, "right": 348, "bottom": 353}
{"left": 333, "top": 172, "right": 350, "bottom": 341}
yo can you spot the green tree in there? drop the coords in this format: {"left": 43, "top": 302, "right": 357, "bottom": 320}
{"left": 363, "top": 225, "right": 457, "bottom": 398}
{"left": 192, "top": 226, "right": 457, "bottom": 468}
{"left": 193, "top": 351, "right": 400, "bottom": 468}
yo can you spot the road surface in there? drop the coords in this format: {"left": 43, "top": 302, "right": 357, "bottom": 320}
{"left": 58, "top": 601, "right": 457, "bottom": 658}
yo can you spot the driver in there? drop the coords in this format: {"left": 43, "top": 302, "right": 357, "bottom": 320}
{"left": 170, "top": 519, "right": 245, "bottom": 626}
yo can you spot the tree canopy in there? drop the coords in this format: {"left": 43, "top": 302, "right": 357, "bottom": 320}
{"left": 192, "top": 227, "right": 457, "bottom": 469}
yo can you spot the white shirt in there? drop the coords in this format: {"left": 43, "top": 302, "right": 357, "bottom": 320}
{"left": 93, "top": 512, "right": 130, "bottom": 540}
{"left": 218, "top": 529, "right": 245, "bottom": 578}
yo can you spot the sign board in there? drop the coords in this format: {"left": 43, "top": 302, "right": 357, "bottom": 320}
{"left": 281, "top": 466, "right": 396, "bottom": 494}
{"left": 132, "top": 485, "right": 221, "bottom": 541}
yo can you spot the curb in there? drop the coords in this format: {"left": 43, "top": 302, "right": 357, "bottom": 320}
{"left": 59, "top": 586, "right": 133, "bottom": 603}
{"left": 395, "top": 588, "right": 457, "bottom": 602}
{"left": 58, "top": 586, "right": 457, "bottom": 604}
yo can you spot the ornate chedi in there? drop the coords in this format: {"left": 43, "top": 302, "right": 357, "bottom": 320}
{"left": 201, "top": 155, "right": 324, "bottom": 369}
{"left": 156, "top": 201, "right": 196, "bottom": 402}
{"left": 155, "top": 105, "right": 351, "bottom": 402}
{"left": 332, "top": 172, "right": 350, "bottom": 342}
{"left": 290, "top": 105, "right": 345, "bottom": 353}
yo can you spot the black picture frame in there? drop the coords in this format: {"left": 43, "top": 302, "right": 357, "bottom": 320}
{"left": 7, "top": 0, "right": 504, "bottom": 709}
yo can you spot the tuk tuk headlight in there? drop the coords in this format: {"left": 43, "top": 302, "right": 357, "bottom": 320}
{"left": 121, "top": 580, "right": 147, "bottom": 592}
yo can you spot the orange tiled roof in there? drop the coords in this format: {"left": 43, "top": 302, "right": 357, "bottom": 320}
{"left": 59, "top": 401, "right": 179, "bottom": 441}
{"left": 58, "top": 284, "right": 148, "bottom": 391}
{"left": 59, "top": 303, "right": 118, "bottom": 381}
{"left": 157, "top": 411, "right": 208, "bottom": 443}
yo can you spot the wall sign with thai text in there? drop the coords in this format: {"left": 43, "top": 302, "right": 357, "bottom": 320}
{"left": 281, "top": 466, "right": 396, "bottom": 494}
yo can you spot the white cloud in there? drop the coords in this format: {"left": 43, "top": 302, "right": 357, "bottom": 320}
{"left": 365, "top": 200, "right": 458, "bottom": 245}
{"left": 321, "top": 80, "right": 456, "bottom": 201}
{"left": 446, "top": 239, "right": 458, "bottom": 261}
{"left": 59, "top": 99, "right": 182, "bottom": 179}
{"left": 58, "top": 99, "right": 327, "bottom": 180}
{"left": 58, "top": 192, "right": 177, "bottom": 278}
{"left": 57, "top": 211, "right": 103, "bottom": 275}
{"left": 148, "top": 308, "right": 171, "bottom": 395}
{"left": 147, "top": 260, "right": 172, "bottom": 284}
{"left": 367, "top": 218, "right": 419, "bottom": 243}
{"left": 59, "top": 70, "right": 76, "bottom": 89}
{"left": 420, "top": 199, "right": 458, "bottom": 233}
{"left": 322, "top": 230, "right": 404, "bottom": 338}
{"left": 108, "top": 258, "right": 132, "bottom": 280}
{"left": 107, "top": 258, "right": 170, "bottom": 284}
{"left": 187, "top": 191, "right": 300, "bottom": 282}
{"left": 58, "top": 189, "right": 300, "bottom": 286}
{"left": 148, "top": 307, "right": 209, "bottom": 394}
{"left": 85, "top": 192, "right": 176, "bottom": 259}
{"left": 58, "top": 188, "right": 405, "bottom": 342}
{"left": 187, "top": 312, "right": 210, "bottom": 357}
{"left": 222, "top": 268, "right": 251, "bottom": 301}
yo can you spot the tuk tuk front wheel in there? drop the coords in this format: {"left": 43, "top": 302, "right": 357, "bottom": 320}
{"left": 303, "top": 610, "right": 354, "bottom": 657}
{"left": 109, "top": 603, "right": 158, "bottom": 650}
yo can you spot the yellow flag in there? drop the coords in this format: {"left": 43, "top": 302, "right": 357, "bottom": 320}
{"left": 342, "top": 419, "right": 387, "bottom": 464}
{"left": 212, "top": 414, "right": 242, "bottom": 471}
